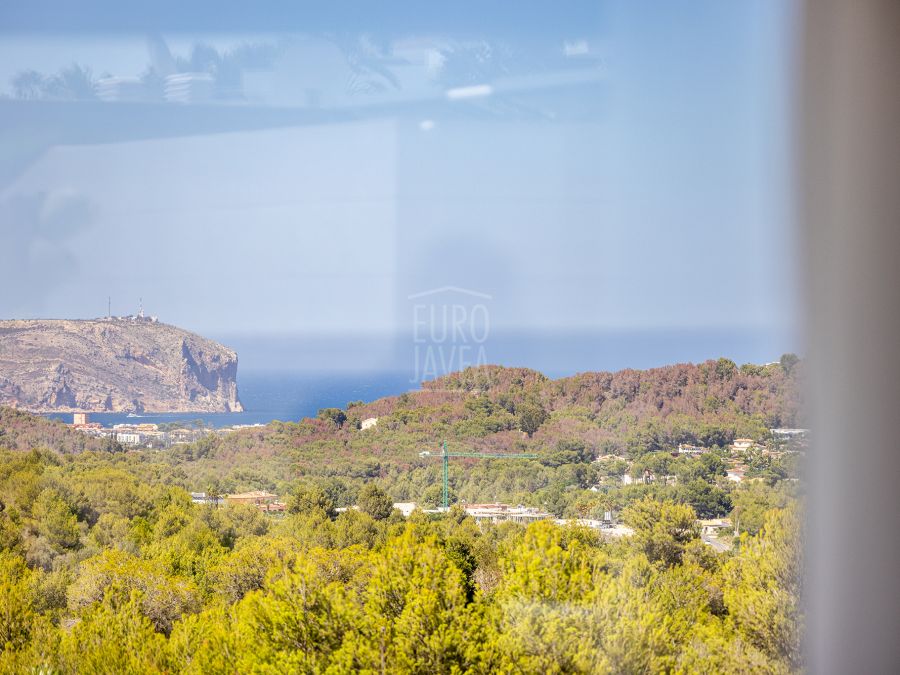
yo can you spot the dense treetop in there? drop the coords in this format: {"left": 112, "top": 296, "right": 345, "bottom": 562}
{"left": 0, "top": 446, "right": 802, "bottom": 673}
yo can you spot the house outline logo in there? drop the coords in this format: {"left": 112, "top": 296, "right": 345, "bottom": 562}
{"left": 407, "top": 286, "right": 492, "bottom": 383}
{"left": 407, "top": 286, "right": 492, "bottom": 301}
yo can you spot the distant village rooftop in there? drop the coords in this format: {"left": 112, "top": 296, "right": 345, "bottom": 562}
{"left": 226, "top": 491, "right": 278, "bottom": 503}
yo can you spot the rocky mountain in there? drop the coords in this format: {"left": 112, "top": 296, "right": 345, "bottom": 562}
{"left": 0, "top": 319, "right": 243, "bottom": 413}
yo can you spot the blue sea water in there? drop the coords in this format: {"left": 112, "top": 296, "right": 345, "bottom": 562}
{"left": 44, "top": 371, "right": 416, "bottom": 429}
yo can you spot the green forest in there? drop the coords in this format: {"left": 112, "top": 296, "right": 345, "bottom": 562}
{"left": 0, "top": 358, "right": 803, "bottom": 673}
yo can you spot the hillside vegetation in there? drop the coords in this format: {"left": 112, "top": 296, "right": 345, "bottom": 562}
{"left": 0, "top": 407, "right": 121, "bottom": 454}
{"left": 0, "top": 357, "right": 804, "bottom": 673}
{"left": 167, "top": 358, "right": 801, "bottom": 517}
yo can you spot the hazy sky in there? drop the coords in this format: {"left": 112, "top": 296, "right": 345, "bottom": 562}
{"left": 0, "top": 2, "right": 799, "bottom": 372}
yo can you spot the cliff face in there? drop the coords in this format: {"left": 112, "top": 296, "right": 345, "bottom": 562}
{"left": 0, "top": 319, "right": 243, "bottom": 413}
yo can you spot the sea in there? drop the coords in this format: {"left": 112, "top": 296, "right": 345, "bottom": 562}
{"left": 44, "top": 371, "right": 416, "bottom": 429}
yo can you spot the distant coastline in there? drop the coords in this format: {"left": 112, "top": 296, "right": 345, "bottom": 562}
{"left": 42, "top": 370, "right": 415, "bottom": 429}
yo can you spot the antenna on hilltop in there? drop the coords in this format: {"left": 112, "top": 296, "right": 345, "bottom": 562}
{"left": 107, "top": 296, "right": 111, "bottom": 319}
{"left": 139, "top": 298, "right": 144, "bottom": 319}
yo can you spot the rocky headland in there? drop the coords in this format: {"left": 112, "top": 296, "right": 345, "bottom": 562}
{"left": 0, "top": 319, "right": 243, "bottom": 413}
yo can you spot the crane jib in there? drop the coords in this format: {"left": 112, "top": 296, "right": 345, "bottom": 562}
{"left": 422, "top": 440, "right": 538, "bottom": 510}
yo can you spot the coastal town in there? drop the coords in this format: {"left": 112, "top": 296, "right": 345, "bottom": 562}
{"left": 68, "top": 412, "right": 261, "bottom": 449}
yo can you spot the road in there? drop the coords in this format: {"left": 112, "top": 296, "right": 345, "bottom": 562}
{"left": 701, "top": 533, "right": 732, "bottom": 553}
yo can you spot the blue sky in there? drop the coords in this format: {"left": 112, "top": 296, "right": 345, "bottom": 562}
{"left": 0, "top": 1, "right": 799, "bottom": 372}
